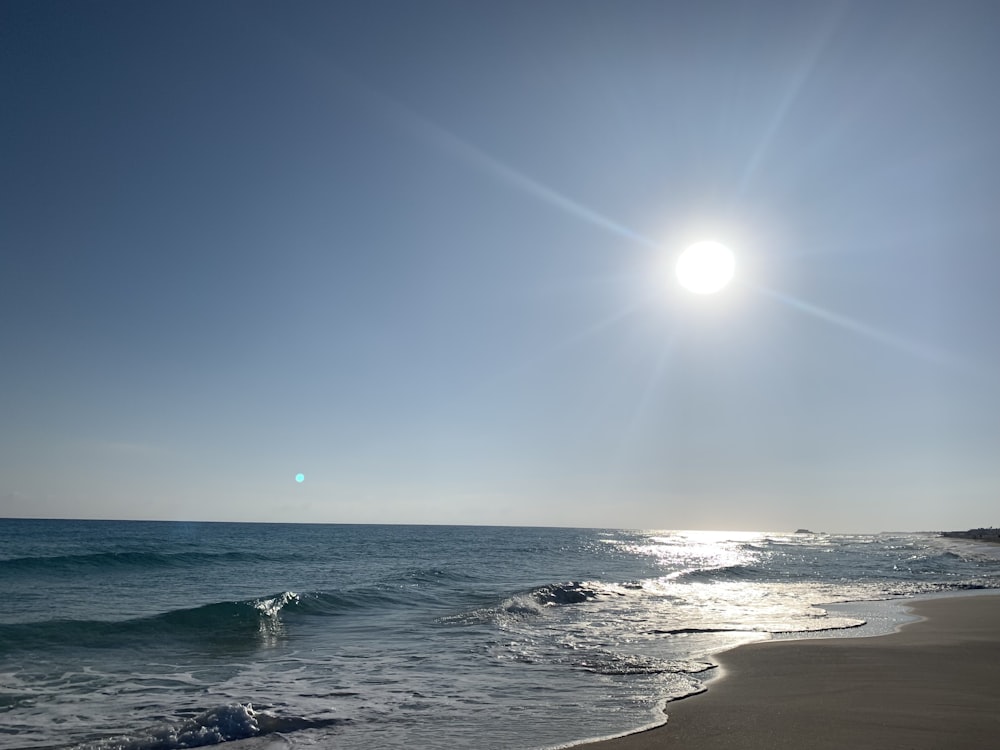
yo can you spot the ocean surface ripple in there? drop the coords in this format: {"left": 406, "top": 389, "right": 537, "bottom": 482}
{"left": 1, "top": 520, "right": 998, "bottom": 749}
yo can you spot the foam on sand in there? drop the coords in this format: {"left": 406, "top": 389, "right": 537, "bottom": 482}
{"left": 580, "top": 592, "right": 1000, "bottom": 750}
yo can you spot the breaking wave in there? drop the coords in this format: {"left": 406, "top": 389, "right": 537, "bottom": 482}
{"left": 0, "top": 591, "right": 357, "bottom": 652}
{"left": 72, "top": 702, "right": 346, "bottom": 750}
{"left": 442, "top": 581, "right": 625, "bottom": 625}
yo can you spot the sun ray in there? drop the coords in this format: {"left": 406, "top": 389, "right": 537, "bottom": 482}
{"left": 298, "top": 53, "right": 662, "bottom": 254}
{"left": 734, "top": 4, "right": 847, "bottom": 202}
{"left": 623, "top": 327, "right": 678, "bottom": 441}
{"left": 483, "top": 301, "right": 647, "bottom": 389}
{"left": 752, "top": 284, "right": 970, "bottom": 371}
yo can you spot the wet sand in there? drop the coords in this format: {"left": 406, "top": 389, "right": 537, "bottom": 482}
{"left": 581, "top": 593, "right": 1000, "bottom": 750}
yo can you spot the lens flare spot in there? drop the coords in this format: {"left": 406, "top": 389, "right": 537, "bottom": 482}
{"left": 295, "top": 473, "right": 305, "bottom": 484}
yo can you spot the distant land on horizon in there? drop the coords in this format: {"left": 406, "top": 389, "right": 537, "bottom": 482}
{"left": 941, "top": 527, "right": 1000, "bottom": 543}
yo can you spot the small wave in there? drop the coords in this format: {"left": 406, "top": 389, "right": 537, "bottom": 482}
{"left": 0, "top": 550, "right": 274, "bottom": 575}
{"left": 0, "top": 691, "right": 33, "bottom": 710}
{"left": 0, "top": 592, "right": 305, "bottom": 653}
{"left": 673, "top": 564, "right": 762, "bottom": 582}
{"left": 440, "top": 581, "right": 626, "bottom": 627}
{"left": 293, "top": 588, "right": 406, "bottom": 614}
{"left": 400, "top": 567, "right": 479, "bottom": 585}
{"left": 1, "top": 585, "right": 438, "bottom": 653}
{"left": 532, "top": 582, "right": 603, "bottom": 605}
{"left": 440, "top": 593, "right": 542, "bottom": 626}
{"left": 73, "top": 702, "right": 347, "bottom": 750}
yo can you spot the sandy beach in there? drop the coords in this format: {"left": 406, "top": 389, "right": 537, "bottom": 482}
{"left": 581, "top": 593, "right": 1000, "bottom": 750}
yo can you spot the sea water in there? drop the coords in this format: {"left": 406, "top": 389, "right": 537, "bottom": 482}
{"left": 2, "top": 520, "right": 999, "bottom": 750}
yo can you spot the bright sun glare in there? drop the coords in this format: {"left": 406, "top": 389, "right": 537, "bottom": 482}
{"left": 675, "top": 241, "right": 736, "bottom": 294}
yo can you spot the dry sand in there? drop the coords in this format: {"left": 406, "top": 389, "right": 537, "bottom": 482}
{"left": 581, "top": 593, "right": 1000, "bottom": 750}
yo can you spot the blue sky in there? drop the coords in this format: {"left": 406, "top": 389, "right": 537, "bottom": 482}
{"left": 2, "top": 1, "right": 999, "bottom": 531}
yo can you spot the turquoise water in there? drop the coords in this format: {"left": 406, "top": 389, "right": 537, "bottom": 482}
{"left": 2, "top": 520, "right": 999, "bottom": 749}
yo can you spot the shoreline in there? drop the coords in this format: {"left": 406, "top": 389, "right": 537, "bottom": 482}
{"left": 575, "top": 591, "right": 1000, "bottom": 750}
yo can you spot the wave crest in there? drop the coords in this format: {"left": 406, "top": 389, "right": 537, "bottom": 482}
{"left": 76, "top": 702, "right": 346, "bottom": 750}
{"left": 0, "top": 592, "right": 304, "bottom": 653}
{"left": 0, "top": 550, "right": 274, "bottom": 574}
{"left": 441, "top": 581, "right": 625, "bottom": 626}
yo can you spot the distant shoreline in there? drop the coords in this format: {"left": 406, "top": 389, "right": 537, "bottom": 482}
{"left": 941, "top": 527, "right": 1000, "bottom": 544}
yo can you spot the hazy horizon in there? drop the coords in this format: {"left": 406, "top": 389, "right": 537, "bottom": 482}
{"left": 0, "top": 516, "right": 976, "bottom": 538}
{"left": 3, "top": 1, "right": 999, "bottom": 534}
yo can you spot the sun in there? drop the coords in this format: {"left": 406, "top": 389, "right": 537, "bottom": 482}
{"left": 675, "top": 241, "right": 736, "bottom": 294}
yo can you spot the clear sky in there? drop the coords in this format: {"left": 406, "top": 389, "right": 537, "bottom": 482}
{"left": 2, "top": 1, "right": 999, "bottom": 532}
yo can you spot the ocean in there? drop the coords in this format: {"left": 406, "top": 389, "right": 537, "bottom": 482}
{"left": 2, "top": 520, "right": 999, "bottom": 750}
